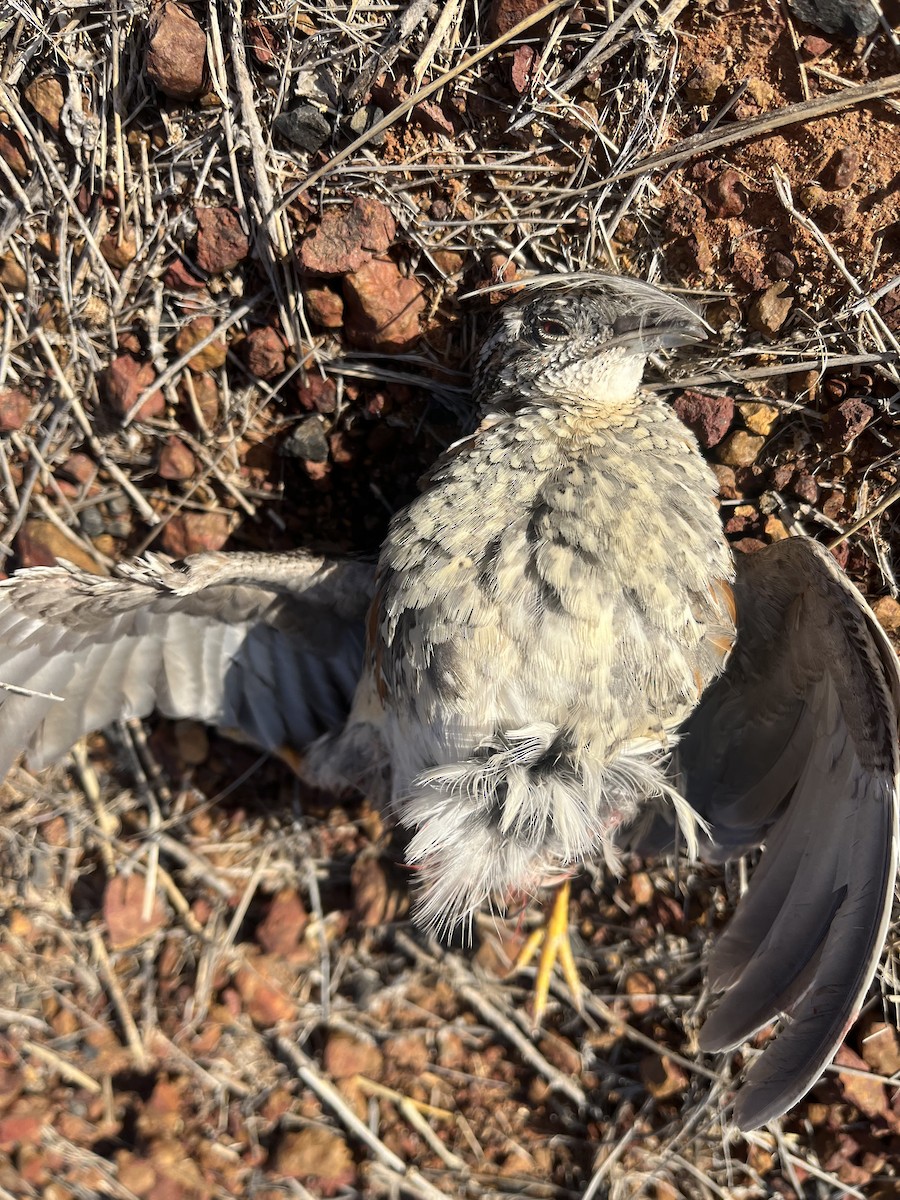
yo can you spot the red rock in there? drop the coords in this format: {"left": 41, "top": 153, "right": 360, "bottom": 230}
{"left": 273, "top": 1128, "right": 355, "bottom": 1192}
{"left": 343, "top": 258, "right": 425, "bottom": 352}
{"left": 0, "top": 389, "right": 31, "bottom": 431}
{"left": 233, "top": 960, "right": 297, "bottom": 1026}
{"left": 244, "top": 326, "right": 286, "bottom": 379}
{"left": 718, "top": 430, "right": 765, "bottom": 467}
{"left": 0, "top": 126, "right": 30, "bottom": 178}
{"left": 673, "top": 390, "right": 734, "bottom": 448}
{"left": 383, "top": 1033, "right": 429, "bottom": 1072}
{"left": 195, "top": 207, "right": 249, "bottom": 274}
{"left": 104, "top": 873, "right": 168, "bottom": 949}
{"left": 256, "top": 888, "right": 308, "bottom": 956}
{"left": 324, "top": 1031, "right": 384, "bottom": 1080}
{"left": 146, "top": 1, "right": 208, "bottom": 100}
{"left": 0, "top": 1112, "right": 44, "bottom": 1151}
{"left": 834, "top": 1045, "right": 889, "bottom": 1119}
{"left": 180, "top": 372, "right": 220, "bottom": 426}
{"left": 14, "top": 520, "right": 103, "bottom": 573}
{"left": 164, "top": 257, "right": 206, "bottom": 290}
{"left": 828, "top": 396, "right": 873, "bottom": 442}
{"left": 825, "top": 147, "right": 861, "bottom": 190}
{"left": 684, "top": 61, "right": 726, "bottom": 105}
{"left": 413, "top": 99, "right": 454, "bottom": 136}
{"left": 802, "top": 34, "right": 833, "bottom": 56}
{"left": 24, "top": 76, "right": 65, "bottom": 134}
{"left": 705, "top": 168, "right": 745, "bottom": 218}
{"left": 489, "top": 0, "right": 553, "bottom": 36}
{"left": 160, "top": 512, "right": 230, "bottom": 558}
{"left": 104, "top": 355, "right": 165, "bottom": 420}
{"left": 158, "top": 436, "right": 196, "bottom": 480}
{"left": 304, "top": 284, "right": 344, "bottom": 328}
{"left": 511, "top": 45, "right": 536, "bottom": 93}
{"left": 860, "top": 1019, "right": 900, "bottom": 1074}
{"left": 298, "top": 198, "right": 395, "bottom": 275}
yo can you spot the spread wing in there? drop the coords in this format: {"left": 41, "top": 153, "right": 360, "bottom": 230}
{"left": 0, "top": 550, "right": 375, "bottom": 777}
{"left": 678, "top": 536, "right": 900, "bottom": 1130}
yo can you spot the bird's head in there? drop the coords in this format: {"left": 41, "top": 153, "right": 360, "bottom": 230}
{"left": 473, "top": 272, "right": 709, "bottom": 411}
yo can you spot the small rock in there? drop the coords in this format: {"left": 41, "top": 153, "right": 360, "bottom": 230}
{"left": 160, "top": 511, "right": 230, "bottom": 558}
{"left": 304, "top": 284, "right": 344, "bottom": 328}
{"left": 629, "top": 871, "right": 654, "bottom": 907}
{"left": 704, "top": 296, "right": 742, "bottom": 331}
{"left": 828, "top": 396, "right": 873, "bottom": 442}
{"left": 799, "top": 183, "right": 828, "bottom": 211}
{"left": 104, "top": 873, "right": 168, "bottom": 949}
{"left": 233, "top": 959, "right": 297, "bottom": 1026}
{"left": 511, "top": 45, "right": 536, "bottom": 93}
{"left": 296, "top": 374, "right": 337, "bottom": 413}
{"left": 834, "top": 1045, "right": 888, "bottom": 1118}
{"left": 802, "top": 33, "right": 834, "bottom": 56}
{"left": 717, "top": 430, "right": 765, "bottom": 468}
{"left": 24, "top": 76, "right": 65, "bottom": 133}
{"left": 273, "top": 1128, "right": 355, "bottom": 1190}
{"left": 103, "top": 355, "right": 165, "bottom": 420}
{"left": 764, "top": 514, "right": 789, "bottom": 541}
{"left": 788, "top": 0, "right": 877, "bottom": 36}
{"left": 489, "top": 0, "right": 554, "bottom": 36}
{"left": 413, "top": 99, "right": 455, "bottom": 137}
{"left": 738, "top": 401, "right": 780, "bottom": 435}
{"left": 824, "top": 146, "right": 861, "bottom": 190}
{"left": 257, "top": 888, "right": 308, "bottom": 957}
{"left": 146, "top": 1, "right": 209, "bottom": 100}
{"left": 872, "top": 597, "right": 900, "bottom": 636}
{"left": 158, "top": 436, "right": 196, "bottom": 480}
{"left": 711, "top": 463, "right": 739, "bottom": 499}
{"left": 0, "top": 254, "right": 26, "bottom": 289}
{"left": 640, "top": 1054, "right": 687, "bottom": 1100}
{"left": 705, "top": 168, "right": 745, "bottom": 218}
{"left": 791, "top": 472, "right": 819, "bottom": 504}
{"left": 281, "top": 416, "right": 329, "bottom": 462}
{"left": 195, "top": 207, "right": 249, "bottom": 274}
{"left": 684, "top": 61, "right": 726, "bottom": 105}
{"left": 273, "top": 105, "right": 331, "bottom": 152}
{"left": 299, "top": 198, "right": 395, "bottom": 275}
{"left": 175, "top": 315, "right": 227, "bottom": 372}
{"left": 0, "top": 389, "right": 31, "bottom": 431}
{"left": 164, "top": 257, "right": 207, "bottom": 290}
{"left": 769, "top": 251, "right": 796, "bottom": 279}
{"left": 673, "top": 390, "right": 734, "bottom": 448}
{"left": 748, "top": 282, "right": 793, "bottom": 336}
{"left": 15, "top": 521, "right": 102, "bottom": 573}
{"left": 0, "top": 126, "right": 30, "bottom": 178}
{"left": 625, "top": 971, "right": 656, "bottom": 1016}
{"left": 244, "top": 326, "right": 286, "bottom": 379}
{"left": 100, "top": 229, "right": 138, "bottom": 269}
{"left": 343, "top": 257, "right": 425, "bottom": 352}
{"left": 324, "top": 1031, "right": 384, "bottom": 1080}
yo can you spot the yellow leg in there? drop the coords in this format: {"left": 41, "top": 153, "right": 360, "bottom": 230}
{"left": 514, "top": 878, "right": 583, "bottom": 1026}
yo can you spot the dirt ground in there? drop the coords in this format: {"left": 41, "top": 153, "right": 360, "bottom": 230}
{"left": 0, "top": 0, "right": 899, "bottom": 1196}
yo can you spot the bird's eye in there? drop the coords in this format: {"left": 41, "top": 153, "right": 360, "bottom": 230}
{"left": 536, "top": 318, "right": 569, "bottom": 341}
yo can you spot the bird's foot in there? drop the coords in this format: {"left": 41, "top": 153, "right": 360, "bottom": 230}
{"left": 513, "top": 878, "right": 583, "bottom": 1026}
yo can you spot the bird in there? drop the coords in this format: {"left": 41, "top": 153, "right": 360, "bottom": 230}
{"left": 0, "top": 272, "right": 897, "bottom": 1132}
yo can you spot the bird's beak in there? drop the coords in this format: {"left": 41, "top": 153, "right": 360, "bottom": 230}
{"left": 608, "top": 301, "right": 710, "bottom": 354}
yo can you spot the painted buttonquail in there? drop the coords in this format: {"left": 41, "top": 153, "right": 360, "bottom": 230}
{"left": 0, "top": 273, "right": 897, "bottom": 1130}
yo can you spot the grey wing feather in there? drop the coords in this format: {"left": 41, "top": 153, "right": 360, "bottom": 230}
{"left": 0, "top": 550, "right": 375, "bottom": 777}
{"left": 678, "top": 537, "right": 900, "bottom": 1130}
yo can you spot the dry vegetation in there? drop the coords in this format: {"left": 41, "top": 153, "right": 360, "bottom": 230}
{"left": 0, "top": 0, "right": 899, "bottom": 1196}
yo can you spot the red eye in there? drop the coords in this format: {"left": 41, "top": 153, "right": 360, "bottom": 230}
{"left": 538, "top": 319, "right": 569, "bottom": 340}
